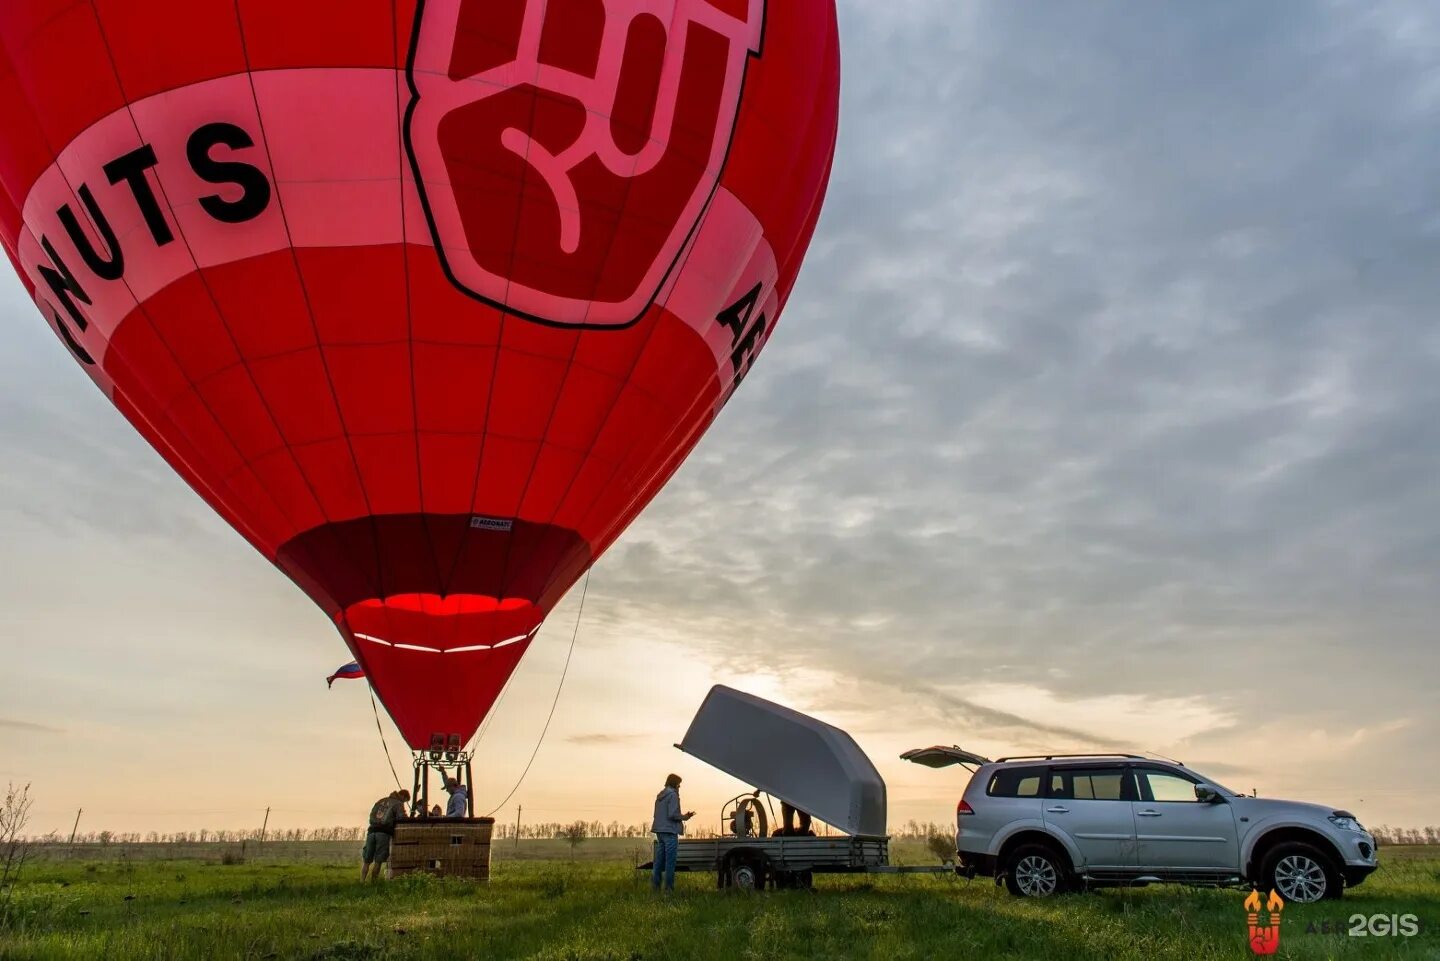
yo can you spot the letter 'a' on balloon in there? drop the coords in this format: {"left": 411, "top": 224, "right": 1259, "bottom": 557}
{"left": 0, "top": 0, "right": 840, "bottom": 750}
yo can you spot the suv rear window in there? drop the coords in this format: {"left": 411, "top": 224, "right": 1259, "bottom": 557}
{"left": 987, "top": 766, "right": 1047, "bottom": 798}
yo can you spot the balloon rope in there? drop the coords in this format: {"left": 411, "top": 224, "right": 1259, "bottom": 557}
{"left": 369, "top": 685, "right": 404, "bottom": 791}
{"left": 486, "top": 570, "right": 590, "bottom": 816}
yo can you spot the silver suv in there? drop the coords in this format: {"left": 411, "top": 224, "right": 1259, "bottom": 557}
{"left": 901, "top": 749, "right": 1378, "bottom": 902}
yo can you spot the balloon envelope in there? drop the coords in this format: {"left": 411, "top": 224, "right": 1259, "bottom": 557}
{"left": 0, "top": 0, "right": 840, "bottom": 748}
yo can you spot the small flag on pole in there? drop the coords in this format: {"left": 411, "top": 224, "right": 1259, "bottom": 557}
{"left": 327, "top": 661, "right": 365, "bottom": 688}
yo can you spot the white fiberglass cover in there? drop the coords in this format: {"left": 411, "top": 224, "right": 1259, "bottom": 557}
{"left": 676, "top": 685, "right": 887, "bottom": 837}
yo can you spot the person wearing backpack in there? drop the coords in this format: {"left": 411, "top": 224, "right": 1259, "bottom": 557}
{"left": 361, "top": 788, "right": 410, "bottom": 880}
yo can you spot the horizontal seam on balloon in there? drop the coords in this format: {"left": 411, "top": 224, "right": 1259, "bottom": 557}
{"left": 3, "top": 8, "right": 320, "bottom": 556}
{"left": 0, "top": 63, "right": 732, "bottom": 202}
{"left": 170, "top": 340, "right": 640, "bottom": 383}
{"left": 216, "top": 431, "right": 619, "bottom": 469}
{"left": 80, "top": 2, "right": 385, "bottom": 594}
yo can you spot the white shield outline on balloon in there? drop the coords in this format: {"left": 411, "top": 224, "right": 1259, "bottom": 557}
{"left": 404, "top": 0, "right": 765, "bottom": 329}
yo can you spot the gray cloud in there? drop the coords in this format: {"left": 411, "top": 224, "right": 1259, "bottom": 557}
{"left": 0, "top": 0, "right": 1435, "bottom": 820}
{"left": 591, "top": 0, "right": 1440, "bottom": 754}
{"left": 0, "top": 718, "right": 62, "bottom": 734}
{"left": 564, "top": 733, "right": 645, "bottom": 746}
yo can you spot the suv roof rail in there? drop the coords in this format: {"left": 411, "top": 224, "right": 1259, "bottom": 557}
{"left": 994, "top": 753, "right": 1147, "bottom": 762}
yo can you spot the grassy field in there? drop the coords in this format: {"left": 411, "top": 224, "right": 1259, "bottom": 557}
{"left": 2, "top": 840, "right": 1436, "bottom": 960}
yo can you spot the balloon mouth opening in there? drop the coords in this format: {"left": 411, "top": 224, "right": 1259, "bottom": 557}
{"left": 340, "top": 593, "right": 542, "bottom": 654}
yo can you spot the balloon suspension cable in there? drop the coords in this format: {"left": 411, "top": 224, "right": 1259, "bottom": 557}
{"left": 369, "top": 684, "right": 404, "bottom": 791}
{"left": 486, "top": 570, "right": 590, "bottom": 817}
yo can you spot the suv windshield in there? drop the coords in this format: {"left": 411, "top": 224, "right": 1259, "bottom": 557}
{"left": 1186, "top": 769, "right": 1241, "bottom": 797}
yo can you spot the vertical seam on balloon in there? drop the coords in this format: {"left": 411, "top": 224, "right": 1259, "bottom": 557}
{"left": 530, "top": 371, "right": 716, "bottom": 609}
{"left": 774, "top": 33, "right": 838, "bottom": 309}
{"left": 76, "top": 0, "right": 381, "bottom": 608}
{"left": 464, "top": 623, "right": 535, "bottom": 753}
{"left": 1, "top": 13, "right": 299, "bottom": 555}
{"left": 228, "top": 0, "right": 392, "bottom": 606}
{"left": 435, "top": 0, "right": 549, "bottom": 599}
{"left": 389, "top": 0, "right": 450, "bottom": 652}
{"left": 521, "top": 0, "right": 771, "bottom": 603}
{"left": 503, "top": 1, "right": 728, "bottom": 610}
{"left": 487, "top": 1, "right": 678, "bottom": 608}
{"left": 569, "top": 25, "right": 841, "bottom": 583}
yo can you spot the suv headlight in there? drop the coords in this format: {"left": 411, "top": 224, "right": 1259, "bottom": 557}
{"left": 1329, "top": 814, "right": 1364, "bottom": 833}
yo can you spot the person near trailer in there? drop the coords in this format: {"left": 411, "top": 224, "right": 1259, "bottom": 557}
{"left": 361, "top": 788, "right": 410, "bottom": 881}
{"left": 776, "top": 801, "right": 816, "bottom": 837}
{"left": 650, "top": 773, "right": 694, "bottom": 892}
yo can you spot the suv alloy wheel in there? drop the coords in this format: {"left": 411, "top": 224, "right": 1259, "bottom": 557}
{"left": 1004, "top": 842, "right": 1072, "bottom": 897}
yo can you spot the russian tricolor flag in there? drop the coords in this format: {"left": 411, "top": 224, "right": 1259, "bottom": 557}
{"left": 327, "top": 661, "right": 365, "bottom": 688}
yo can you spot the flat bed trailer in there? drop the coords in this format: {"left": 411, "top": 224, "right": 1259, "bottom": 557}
{"left": 640, "top": 687, "right": 955, "bottom": 890}
{"left": 649, "top": 834, "right": 951, "bottom": 889}
{"left": 673, "top": 834, "right": 888, "bottom": 889}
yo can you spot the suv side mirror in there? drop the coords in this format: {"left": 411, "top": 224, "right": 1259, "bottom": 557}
{"left": 1195, "top": 785, "right": 1224, "bottom": 804}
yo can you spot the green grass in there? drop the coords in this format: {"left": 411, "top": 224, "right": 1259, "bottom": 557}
{"left": 2, "top": 841, "right": 1436, "bottom": 959}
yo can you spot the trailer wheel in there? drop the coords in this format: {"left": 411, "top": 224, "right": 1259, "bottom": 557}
{"left": 730, "top": 860, "right": 763, "bottom": 891}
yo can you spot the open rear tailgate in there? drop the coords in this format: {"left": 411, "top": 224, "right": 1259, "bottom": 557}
{"left": 900, "top": 746, "right": 991, "bottom": 769}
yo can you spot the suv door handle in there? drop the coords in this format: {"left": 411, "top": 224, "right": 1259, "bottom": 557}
{"left": 1136, "top": 809, "right": 1162, "bottom": 817}
{"left": 1045, "top": 806, "right": 1070, "bottom": 814}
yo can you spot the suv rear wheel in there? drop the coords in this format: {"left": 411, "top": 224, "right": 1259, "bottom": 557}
{"left": 1259, "top": 841, "right": 1341, "bottom": 903}
{"left": 1003, "top": 842, "right": 1072, "bottom": 898}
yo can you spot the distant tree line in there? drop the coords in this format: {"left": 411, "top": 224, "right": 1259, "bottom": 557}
{"left": 23, "top": 821, "right": 1440, "bottom": 845}
{"left": 1369, "top": 825, "right": 1440, "bottom": 845}
{"left": 493, "top": 820, "right": 654, "bottom": 840}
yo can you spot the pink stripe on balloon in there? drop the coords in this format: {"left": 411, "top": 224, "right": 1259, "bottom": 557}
{"left": 17, "top": 67, "right": 776, "bottom": 389}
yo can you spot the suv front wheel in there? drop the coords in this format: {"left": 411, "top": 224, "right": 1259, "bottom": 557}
{"left": 1259, "top": 841, "right": 1342, "bottom": 903}
{"left": 1003, "top": 842, "right": 1073, "bottom": 898}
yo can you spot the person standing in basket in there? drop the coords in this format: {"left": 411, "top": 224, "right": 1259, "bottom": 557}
{"left": 436, "top": 767, "right": 469, "bottom": 817}
{"left": 651, "top": 773, "right": 694, "bottom": 893}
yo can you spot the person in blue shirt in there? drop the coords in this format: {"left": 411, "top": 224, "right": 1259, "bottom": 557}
{"left": 650, "top": 773, "right": 694, "bottom": 892}
{"left": 436, "top": 768, "right": 469, "bottom": 817}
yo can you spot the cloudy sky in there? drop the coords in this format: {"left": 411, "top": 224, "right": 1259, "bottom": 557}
{"left": 3, "top": 0, "right": 1438, "bottom": 836}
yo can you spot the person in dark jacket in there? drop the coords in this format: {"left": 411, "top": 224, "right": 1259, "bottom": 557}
{"left": 650, "top": 773, "right": 694, "bottom": 892}
{"left": 361, "top": 788, "right": 410, "bottom": 880}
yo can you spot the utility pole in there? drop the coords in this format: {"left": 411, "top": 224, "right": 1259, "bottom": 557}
{"left": 260, "top": 807, "right": 271, "bottom": 843}
{"left": 68, "top": 808, "right": 82, "bottom": 844}
{"left": 514, "top": 805, "right": 522, "bottom": 853}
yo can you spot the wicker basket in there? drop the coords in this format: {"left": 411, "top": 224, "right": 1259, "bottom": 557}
{"left": 390, "top": 818, "right": 494, "bottom": 880}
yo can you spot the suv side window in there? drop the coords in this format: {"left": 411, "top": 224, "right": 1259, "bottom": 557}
{"left": 1134, "top": 767, "right": 1202, "bottom": 803}
{"left": 987, "top": 766, "right": 1047, "bottom": 798}
{"left": 1047, "top": 767, "right": 1134, "bottom": 801}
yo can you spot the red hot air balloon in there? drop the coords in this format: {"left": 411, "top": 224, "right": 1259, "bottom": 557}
{"left": 0, "top": 0, "right": 840, "bottom": 751}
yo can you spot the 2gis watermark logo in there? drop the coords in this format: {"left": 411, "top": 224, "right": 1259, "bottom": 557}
{"left": 1244, "top": 887, "right": 1428, "bottom": 953}
{"left": 1305, "top": 913, "right": 1425, "bottom": 938}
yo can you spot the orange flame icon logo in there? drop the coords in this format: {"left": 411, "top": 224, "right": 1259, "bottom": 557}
{"left": 1244, "top": 889, "right": 1285, "bottom": 955}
